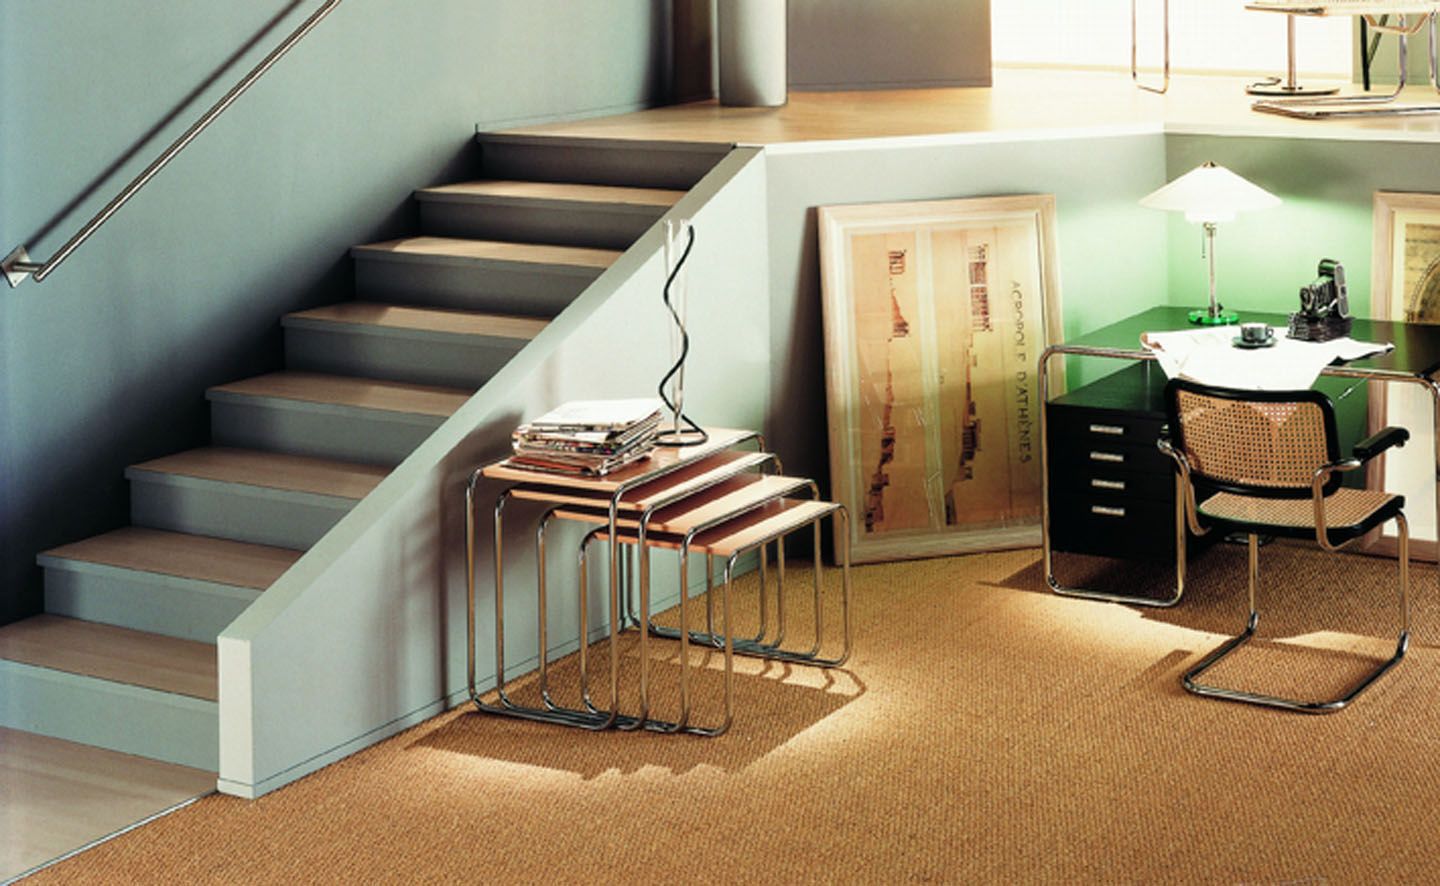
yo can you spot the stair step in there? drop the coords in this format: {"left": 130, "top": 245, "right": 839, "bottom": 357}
{"left": 1, "top": 726, "right": 215, "bottom": 879}
{"left": 38, "top": 529, "right": 301, "bottom": 642}
{"left": 416, "top": 180, "right": 682, "bottom": 249}
{"left": 354, "top": 236, "right": 619, "bottom": 270}
{"left": 0, "top": 615, "right": 216, "bottom": 701}
{"left": 41, "top": 527, "right": 301, "bottom": 588}
{"left": 477, "top": 134, "right": 731, "bottom": 190}
{"left": 207, "top": 372, "right": 468, "bottom": 464}
{"left": 0, "top": 616, "right": 219, "bottom": 770}
{"left": 351, "top": 236, "right": 619, "bottom": 315}
{"left": 282, "top": 303, "right": 547, "bottom": 389}
{"left": 126, "top": 448, "right": 385, "bottom": 548}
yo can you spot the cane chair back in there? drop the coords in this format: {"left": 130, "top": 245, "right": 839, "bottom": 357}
{"left": 1168, "top": 382, "right": 1341, "bottom": 499}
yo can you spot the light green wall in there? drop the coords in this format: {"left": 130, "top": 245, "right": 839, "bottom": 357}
{"left": 1163, "top": 135, "right": 1440, "bottom": 317}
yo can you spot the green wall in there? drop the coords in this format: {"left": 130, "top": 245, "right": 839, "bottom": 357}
{"left": 0, "top": 0, "right": 673, "bottom": 625}
{"left": 1159, "top": 134, "right": 1440, "bottom": 317}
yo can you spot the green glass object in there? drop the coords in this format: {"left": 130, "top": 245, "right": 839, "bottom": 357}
{"left": 1188, "top": 308, "right": 1239, "bottom": 325}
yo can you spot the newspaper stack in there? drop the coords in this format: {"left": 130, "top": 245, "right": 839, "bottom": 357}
{"left": 509, "top": 398, "right": 664, "bottom": 477}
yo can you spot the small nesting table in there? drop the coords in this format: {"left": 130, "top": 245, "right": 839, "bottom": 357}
{"left": 465, "top": 427, "right": 852, "bottom": 735}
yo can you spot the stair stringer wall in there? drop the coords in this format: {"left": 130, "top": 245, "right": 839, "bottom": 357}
{"left": 217, "top": 147, "right": 769, "bottom": 799}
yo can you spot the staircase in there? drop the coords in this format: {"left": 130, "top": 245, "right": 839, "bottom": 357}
{"left": 0, "top": 135, "right": 703, "bottom": 773}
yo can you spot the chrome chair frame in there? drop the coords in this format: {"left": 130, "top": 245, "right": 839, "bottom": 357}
{"left": 1157, "top": 386, "right": 1411, "bottom": 713}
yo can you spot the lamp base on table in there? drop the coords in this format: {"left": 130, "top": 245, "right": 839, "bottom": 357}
{"left": 1188, "top": 308, "right": 1239, "bottom": 326}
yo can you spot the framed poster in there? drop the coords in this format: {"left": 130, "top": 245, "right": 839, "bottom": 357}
{"left": 1368, "top": 191, "right": 1440, "bottom": 559}
{"left": 817, "top": 194, "right": 1063, "bottom": 564}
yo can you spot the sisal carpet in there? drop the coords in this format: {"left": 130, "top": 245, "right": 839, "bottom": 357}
{"left": 26, "top": 542, "right": 1440, "bottom": 884}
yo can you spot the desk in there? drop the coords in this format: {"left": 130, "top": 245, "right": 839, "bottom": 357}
{"left": 1039, "top": 305, "right": 1440, "bottom": 606}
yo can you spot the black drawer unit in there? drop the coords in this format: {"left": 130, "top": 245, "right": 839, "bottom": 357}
{"left": 1045, "top": 362, "right": 1200, "bottom": 563}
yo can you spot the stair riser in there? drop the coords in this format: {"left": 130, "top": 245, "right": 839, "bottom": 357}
{"left": 129, "top": 476, "right": 355, "bottom": 549}
{"left": 418, "top": 200, "right": 663, "bottom": 250}
{"left": 0, "top": 661, "right": 218, "bottom": 770}
{"left": 41, "top": 564, "right": 258, "bottom": 644}
{"left": 354, "top": 256, "right": 593, "bottom": 316}
{"left": 208, "top": 399, "right": 442, "bottom": 466}
{"left": 479, "top": 138, "right": 726, "bottom": 190}
{"left": 283, "top": 326, "right": 516, "bottom": 390}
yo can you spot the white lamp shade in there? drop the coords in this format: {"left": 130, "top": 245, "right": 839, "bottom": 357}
{"left": 1139, "top": 162, "right": 1281, "bottom": 223}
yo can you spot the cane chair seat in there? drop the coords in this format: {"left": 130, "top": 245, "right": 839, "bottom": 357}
{"left": 1198, "top": 488, "right": 1404, "bottom": 544}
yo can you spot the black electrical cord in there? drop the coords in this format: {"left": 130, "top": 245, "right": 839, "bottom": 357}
{"left": 655, "top": 225, "right": 708, "bottom": 447}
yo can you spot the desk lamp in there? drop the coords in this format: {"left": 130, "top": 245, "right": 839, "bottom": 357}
{"left": 1140, "top": 162, "right": 1281, "bottom": 325}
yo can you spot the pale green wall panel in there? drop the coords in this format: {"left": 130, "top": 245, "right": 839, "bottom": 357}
{"left": 1163, "top": 135, "right": 1440, "bottom": 318}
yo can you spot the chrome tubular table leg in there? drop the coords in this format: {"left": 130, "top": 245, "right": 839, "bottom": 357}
{"left": 470, "top": 487, "right": 620, "bottom": 729}
{"left": 648, "top": 479, "right": 835, "bottom": 661}
{"left": 1040, "top": 346, "right": 1185, "bottom": 607}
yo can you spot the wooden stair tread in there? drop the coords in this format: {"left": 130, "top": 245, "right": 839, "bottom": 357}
{"left": 129, "top": 448, "right": 387, "bottom": 501}
{"left": 41, "top": 528, "right": 302, "bottom": 589}
{"left": 210, "top": 372, "right": 470, "bottom": 418}
{"left": 0, "top": 727, "right": 215, "bottom": 854}
{"left": 285, "top": 302, "right": 548, "bottom": 341}
{"left": 353, "top": 236, "right": 621, "bottom": 270}
{"left": 0, "top": 615, "right": 217, "bottom": 701}
{"left": 418, "top": 180, "right": 684, "bottom": 208}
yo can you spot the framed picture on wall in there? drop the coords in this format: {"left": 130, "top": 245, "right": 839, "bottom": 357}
{"left": 1368, "top": 190, "right": 1440, "bottom": 559}
{"left": 817, "top": 194, "right": 1063, "bottom": 564}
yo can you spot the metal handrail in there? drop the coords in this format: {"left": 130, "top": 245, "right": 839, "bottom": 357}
{"left": 3, "top": 0, "right": 343, "bottom": 288}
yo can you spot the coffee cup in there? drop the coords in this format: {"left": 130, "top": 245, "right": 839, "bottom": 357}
{"left": 1239, "top": 322, "right": 1273, "bottom": 345}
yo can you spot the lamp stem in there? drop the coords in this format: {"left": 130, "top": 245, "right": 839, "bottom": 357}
{"left": 1205, "top": 221, "right": 1217, "bottom": 319}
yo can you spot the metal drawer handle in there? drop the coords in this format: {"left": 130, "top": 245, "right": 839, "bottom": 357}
{"left": 1089, "top": 423, "right": 1126, "bottom": 436}
{"left": 1091, "top": 478, "right": 1126, "bottom": 491}
{"left": 1091, "top": 505, "right": 1126, "bottom": 517}
{"left": 1089, "top": 451, "right": 1125, "bottom": 464}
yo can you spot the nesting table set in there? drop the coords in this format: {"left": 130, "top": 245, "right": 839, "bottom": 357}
{"left": 464, "top": 428, "right": 853, "bottom": 735}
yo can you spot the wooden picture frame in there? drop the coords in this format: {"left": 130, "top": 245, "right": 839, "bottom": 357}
{"left": 817, "top": 194, "right": 1063, "bottom": 564}
{"left": 1368, "top": 190, "right": 1440, "bottom": 560}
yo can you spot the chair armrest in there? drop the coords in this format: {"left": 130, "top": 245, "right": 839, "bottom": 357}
{"left": 1156, "top": 429, "right": 1210, "bottom": 538}
{"left": 1353, "top": 426, "right": 1409, "bottom": 462}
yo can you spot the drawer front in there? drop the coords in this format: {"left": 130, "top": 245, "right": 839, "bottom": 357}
{"left": 1046, "top": 405, "right": 1166, "bottom": 451}
{"left": 1049, "top": 493, "right": 1179, "bottom": 561}
{"left": 1049, "top": 463, "right": 1174, "bottom": 502}
{"left": 1046, "top": 434, "right": 1173, "bottom": 476}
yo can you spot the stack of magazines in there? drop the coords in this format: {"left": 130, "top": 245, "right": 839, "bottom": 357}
{"left": 509, "top": 398, "right": 664, "bottom": 476}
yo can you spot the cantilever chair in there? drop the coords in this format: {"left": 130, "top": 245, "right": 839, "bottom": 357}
{"left": 1157, "top": 379, "right": 1411, "bottom": 713}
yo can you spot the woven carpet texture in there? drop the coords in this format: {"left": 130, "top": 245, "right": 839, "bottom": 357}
{"left": 28, "top": 541, "right": 1440, "bottom": 883}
